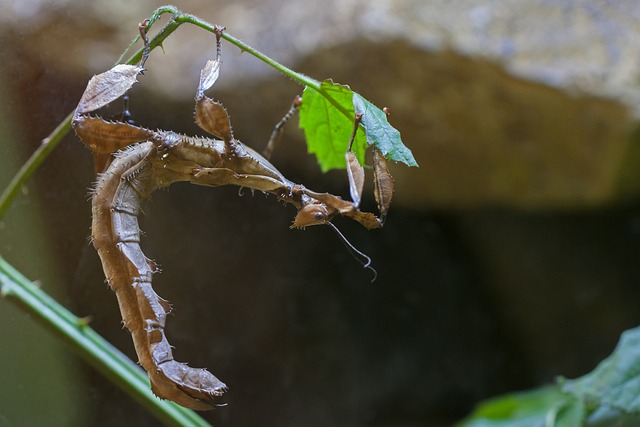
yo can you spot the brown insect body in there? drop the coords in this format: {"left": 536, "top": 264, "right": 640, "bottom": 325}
{"left": 87, "top": 126, "right": 308, "bottom": 409}
{"left": 92, "top": 142, "right": 227, "bottom": 410}
{"left": 74, "top": 33, "right": 392, "bottom": 410}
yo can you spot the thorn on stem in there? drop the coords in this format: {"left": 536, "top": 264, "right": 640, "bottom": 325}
{"left": 77, "top": 315, "right": 94, "bottom": 327}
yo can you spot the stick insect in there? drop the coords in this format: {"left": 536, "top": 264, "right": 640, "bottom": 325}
{"left": 72, "top": 23, "right": 394, "bottom": 410}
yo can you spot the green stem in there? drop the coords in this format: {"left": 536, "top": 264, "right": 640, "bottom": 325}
{"left": 128, "top": 5, "right": 322, "bottom": 90}
{"left": 127, "top": 8, "right": 351, "bottom": 136}
{"left": 0, "top": 256, "right": 210, "bottom": 427}
{"left": 0, "top": 111, "right": 72, "bottom": 220}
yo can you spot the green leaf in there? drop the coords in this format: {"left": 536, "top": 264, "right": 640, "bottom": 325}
{"left": 352, "top": 93, "right": 418, "bottom": 167}
{"left": 299, "top": 80, "right": 367, "bottom": 172}
{"left": 459, "top": 327, "right": 640, "bottom": 427}
{"left": 456, "top": 386, "right": 583, "bottom": 427}
{"left": 562, "top": 326, "right": 640, "bottom": 423}
{"left": 299, "top": 80, "right": 417, "bottom": 171}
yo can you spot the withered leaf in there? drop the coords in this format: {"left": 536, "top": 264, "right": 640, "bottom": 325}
{"left": 343, "top": 210, "right": 382, "bottom": 230}
{"left": 195, "top": 97, "right": 233, "bottom": 142}
{"left": 77, "top": 64, "right": 143, "bottom": 114}
{"left": 194, "top": 59, "right": 233, "bottom": 141}
{"left": 74, "top": 116, "right": 155, "bottom": 154}
{"left": 197, "top": 59, "right": 221, "bottom": 96}
{"left": 372, "top": 147, "right": 394, "bottom": 222}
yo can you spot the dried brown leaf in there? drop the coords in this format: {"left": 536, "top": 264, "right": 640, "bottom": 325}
{"left": 372, "top": 147, "right": 394, "bottom": 222}
{"left": 77, "top": 64, "right": 143, "bottom": 114}
{"left": 195, "top": 97, "right": 233, "bottom": 142}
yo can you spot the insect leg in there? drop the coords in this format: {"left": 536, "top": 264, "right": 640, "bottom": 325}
{"left": 190, "top": 166, "right": 289, "bottom": 193}
{"left": 371, "top": 108, "right": 395, "bottom": 224}
{"left": 138, "top": 19, "right": 151, "bottom": 68}
{"left": 345, "top": 113, "right": 365, "bottom": 207}
{"left": 193, "top": 30, "right": 235, "bottom": 146}
{"left": 262, "top": 95, "right": 302, "bottom": 160}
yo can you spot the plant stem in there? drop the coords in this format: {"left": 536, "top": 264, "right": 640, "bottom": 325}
{"left": 126, "top": 6, "right": 322, "bottom": 90}
{"left": 0, "top": 112, "right": 72, "bottom": 220}
{"left": 0, "top": 256, "right": 210, "bottom": 427}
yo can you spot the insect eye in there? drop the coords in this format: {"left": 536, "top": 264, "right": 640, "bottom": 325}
{"left": 291, "top": 203, "right": 330, "bottom": 229}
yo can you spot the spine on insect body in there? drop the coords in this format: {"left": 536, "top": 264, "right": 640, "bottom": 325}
{"left": 91, "top": 142, "right": 227, "bottom": 410}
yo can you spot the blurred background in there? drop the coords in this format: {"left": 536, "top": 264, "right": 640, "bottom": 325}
{"left": 3, "top": 0, "right": 640, "bottom": 426}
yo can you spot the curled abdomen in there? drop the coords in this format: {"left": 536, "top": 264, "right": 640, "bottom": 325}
{"left": 91, "top": 141, "right": 227, "bottom": 410}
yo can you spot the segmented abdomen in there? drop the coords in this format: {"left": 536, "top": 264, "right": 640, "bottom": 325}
{"left": 91, "top": 141, "right": 227, "bottom": 410}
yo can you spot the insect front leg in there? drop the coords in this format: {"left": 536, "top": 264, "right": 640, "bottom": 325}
{"left": 370, "top": 107, "right": 395, "bottom": 225}
{"left": 340, "top": 111, "right": 395, "bottom": 226}
{"left": 345, "top": 113, "right": 365, "bottom": 208}
{"left": 293, "top": 113, "right": 395, "bottom": 230}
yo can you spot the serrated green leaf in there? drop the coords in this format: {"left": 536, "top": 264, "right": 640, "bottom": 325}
{"left": 299, "top": 80, "right": 417, "bottom": 171}
{"left": 352, "top": 93, "right": 418, "bottom": 167}
{"left": 459, "top": 327, "right": 640, "bottom": 427}
{"left": 562, "top": 326, "right": 640, "bottom": 418}
{"left": 299, "top": 80, "right": 366, "bottom": 172}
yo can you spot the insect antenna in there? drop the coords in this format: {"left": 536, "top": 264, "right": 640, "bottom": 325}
{"left": 326, "top": 221, "right": 377, "bottom": 282}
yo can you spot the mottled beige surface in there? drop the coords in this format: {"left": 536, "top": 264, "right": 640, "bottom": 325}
{"left": 8, "top": 1, "right": 640, "bottom": 104}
